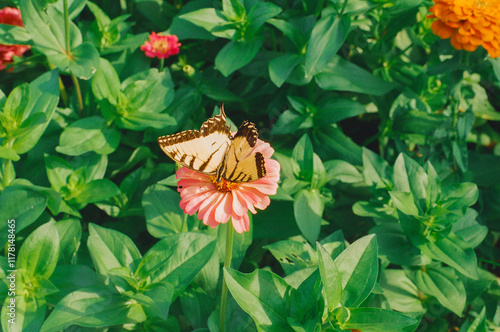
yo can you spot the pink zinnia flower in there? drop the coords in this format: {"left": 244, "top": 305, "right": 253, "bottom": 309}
{"left": 176, "top": 139, "right": 280, "bottom": 233}
{"left": 0, "top": 7, "right": 30, "bottom": 71}
{"left": 140, "top": 32, "right": 181, "bottom": 59}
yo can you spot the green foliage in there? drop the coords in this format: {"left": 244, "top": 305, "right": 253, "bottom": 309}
{"left": 1, "top": 0, "right": 499, "bottom": 331}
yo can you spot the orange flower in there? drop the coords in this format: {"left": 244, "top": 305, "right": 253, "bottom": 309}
{"left": 140, "top": 32, "right": 181, "bottom": 59}
{"left": 0, "top": 7, "right": 30, "bottom": 71}
{"left": 428, "top": 0, "right": 500, "bottom": 58}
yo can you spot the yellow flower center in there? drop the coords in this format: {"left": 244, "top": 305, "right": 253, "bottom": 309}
{"left": 152, "top": 40, "right": 170, "bottom": 54}
{"left": 210, "top": 176, "right": 241, "bottom": 193}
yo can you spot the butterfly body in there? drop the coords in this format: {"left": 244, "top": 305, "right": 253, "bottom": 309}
{"left": 158, "top": 107, "right": 266, "bottom": 183}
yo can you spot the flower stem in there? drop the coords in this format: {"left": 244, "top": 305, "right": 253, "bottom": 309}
{"left": 219, "top": 220, "right": 234, "bottom": 332}
{"left": 63, "top": 0, "right": 84, "bottom": 117}
{"left": 63, "top": 0, "right": 70, "bottom": 54}
{"left": 159, "top": 58, "right": 165, "bottom": 72}
{"left": 71, "top": 74, "right": 84, "bottom": 117}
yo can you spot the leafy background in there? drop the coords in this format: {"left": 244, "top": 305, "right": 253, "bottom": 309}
{"left": 0, "top": 0, "right": 499, "bottom": 331}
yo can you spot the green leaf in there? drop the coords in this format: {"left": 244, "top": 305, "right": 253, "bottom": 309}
{"left": 1, "top": 292, "right": 46, "bottom": 332}
{"left": 407, "top": 266, "right": 466, "bottom": 316}
{"left": 246, "top": 2, "right": 282, "bottom": 36}
{"left": 334, "top": 234, "right": 378, "bottom": 308}
{"left": 56, "top": 116, "right": 120, "bottom": 155}
{"left": 92, "top": 58, "right": 120, "bottom": 103}
{"left": 340, "top": 308, "right": 418, "bottom": 331}
{"left": 215, "top": 36, "right": 265, "bottom": 77}
{"left": 117, "top": 111, "right": 176, "bottom": 130}
{"left": 142, "top": 282, "right": 175, "bottom": 320}
{"left": 0, "top": 24, "right": 32, "bottom": 44}
{"left": 371, "top": 223, "right": 429, "bottom": 266}
{"left": 3, "top": 83, "right": 30, "bottom": 123}
{"left": 451, "top": 209, "right": 487, "bottom": 248}
{"left": 87, "top": 223, "right": 142, "bottom": 276}
{"left": 272, "top": 109, "right": 312, "bottom": 135}
{"left": 315, "top": 56, "right": 399, "bottom": 95}
{"left": 0, "top": 146, "right": 20, "bottom": 161}
{"left": 289, "top": 269, "right": 323, "bottom": 330}
{"left": 12, "top": 70, "right": 59, "bottom": 154}
{"left": 324, "top": 160, "right": 363, "bottom": 183}
{"left": 264, "top": 240, "right": 316, "bottom": 275}
{"left": 292, "top": 134, "right": 314, "bottom": 179}
{"left": 362, "top": 147, "right": 391, "bottom": 186}
{"left": 55, "top": 219, "right": 82, "bottom": 264}
{"left": 379, "top": 269, "right": 424, "bottom": 313}
{"left": 317, "top": 243, "right": 342, "bottom": 310}
{"left": 67, "top": 42, "right": 100, "bottom": 80}
{"left": 142, "top": 184, "right": 187, "bottom": 237}
{"left": 313, "top": 125, "right": 363, "bottom": 166}
{"left": 315, "top": 97, "right": 367, "bottom": 124}
{"left": 224, "top": 268, "right": 295, "bottom": 332}
{"left": 294, "top": 189, "right": 324, "bottom": 243}
{"left": 48, "top": 265, "right": 101, "bottom": 303}
{"left": 18, "top": 221, "right": 59, "bottom": 278}
{"left": 136, "top": 232, "right": 216, "bottom": 298}
{"left": 269, "top": 54, "right": 304, "bottom": 88}
{"left": 393, "top": 154, "right": 427, "bottom": 212}
{"left": 44, "top": 154, "right": 73, "bottom": 192}
{"left": 21, "top": 0, "right": 73, "bottom": 54}
{"left": 305, "top": 14, "right": 349, "bottom": 77}
{"left": 0, "top": 186, "right": 47, "bottom": 247}
{"left": 420, "top": 233, "right": 478, "bottom": 279}
{"left": 73, "top": 179, "right": 120, "bottom": 205}
{"left": 441, "top": 182, "right": 478, "bottom": 211}
{"left": 179, "top": 8, "right": 235, "bottom": 39}
{"left": 389, "top": 191, "right": 419, "bottom": 216}
{"left": 466, "top": 307, "right": 486, "bottom": 332}
{"left": 40, "top": 286, "right": 134, "bottom": 331}
{"left": 267, "top": 18, "right": 307, "bottom": 51}
{"left": 121, "top": 68, "right": 175, "bottom": 114}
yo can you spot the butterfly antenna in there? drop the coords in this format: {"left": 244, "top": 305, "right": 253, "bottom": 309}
{"left": 220, "top": 103, "right": 226, "bottom": 119}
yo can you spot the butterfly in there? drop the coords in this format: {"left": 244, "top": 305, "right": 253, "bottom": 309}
{"left": 158, "top": 106, "right": 266, "bottom": 183}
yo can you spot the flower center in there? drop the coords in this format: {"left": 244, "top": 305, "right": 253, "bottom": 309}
{"left": 210, "top": 176, "right": 241, "bottom": 193}
{"left": 152, "top": 40, "right": 170, "bottom": 54}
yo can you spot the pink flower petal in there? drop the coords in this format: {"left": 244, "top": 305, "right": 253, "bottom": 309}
{"left": 215, "top": 193, "right": 232, "bottom": 224}
{"left": 231, "top": 214, "right": 250, "bottom": 233}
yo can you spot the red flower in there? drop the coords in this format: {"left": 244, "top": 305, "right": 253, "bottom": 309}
{"left": 176, "top": 139, "right": 280, "bottom": 233}
{"left": 140, "top": 32, "right": 181, "bottom": 59}
{"left": 0, "top": 7, "right": 30, "bottom": 71}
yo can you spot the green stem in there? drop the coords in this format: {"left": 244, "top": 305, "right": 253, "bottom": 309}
{"left": 2, "top": 140, "right": 14, "bottom": 188}
{"left": 340, "top": 0, "right": 349, "bottom": 15}
{"left": 71, "top": 75, "right": 84, "bottom": 117}
{"left": 63, "top": 0, "right": 84, "bottom": 117}
{"left": 159, "top": 58, "right": 165, "bottom": 72}
{"left": 219, "top": 220, "right": 234, "bottom": 332}
{"left": 63, "top": 0, "right": 70, "bottom": 54}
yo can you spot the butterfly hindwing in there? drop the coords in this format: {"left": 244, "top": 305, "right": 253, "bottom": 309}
{"left": 158, "top": 110, "right": 231, "bottom": 175}
{"left": 222, "top": 121, "right": 267, "bottom": 182}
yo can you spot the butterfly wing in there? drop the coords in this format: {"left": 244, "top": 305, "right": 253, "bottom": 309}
{"left": 158, "top": 110, "right": 231, "bottom": 175}
{"left": 222, "top": 121, "right": 267, "bottom": 182}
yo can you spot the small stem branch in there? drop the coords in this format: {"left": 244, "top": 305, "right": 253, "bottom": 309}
{"left": 219, "top": 220, "right": 234, "bottom": 332}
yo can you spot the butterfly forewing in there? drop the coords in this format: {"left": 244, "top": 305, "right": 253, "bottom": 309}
{"left": 158, "top": 110, "right": 231, "bottom": 175}
{"left": 222, "top": 121, "right": 267, "bottom": 182}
